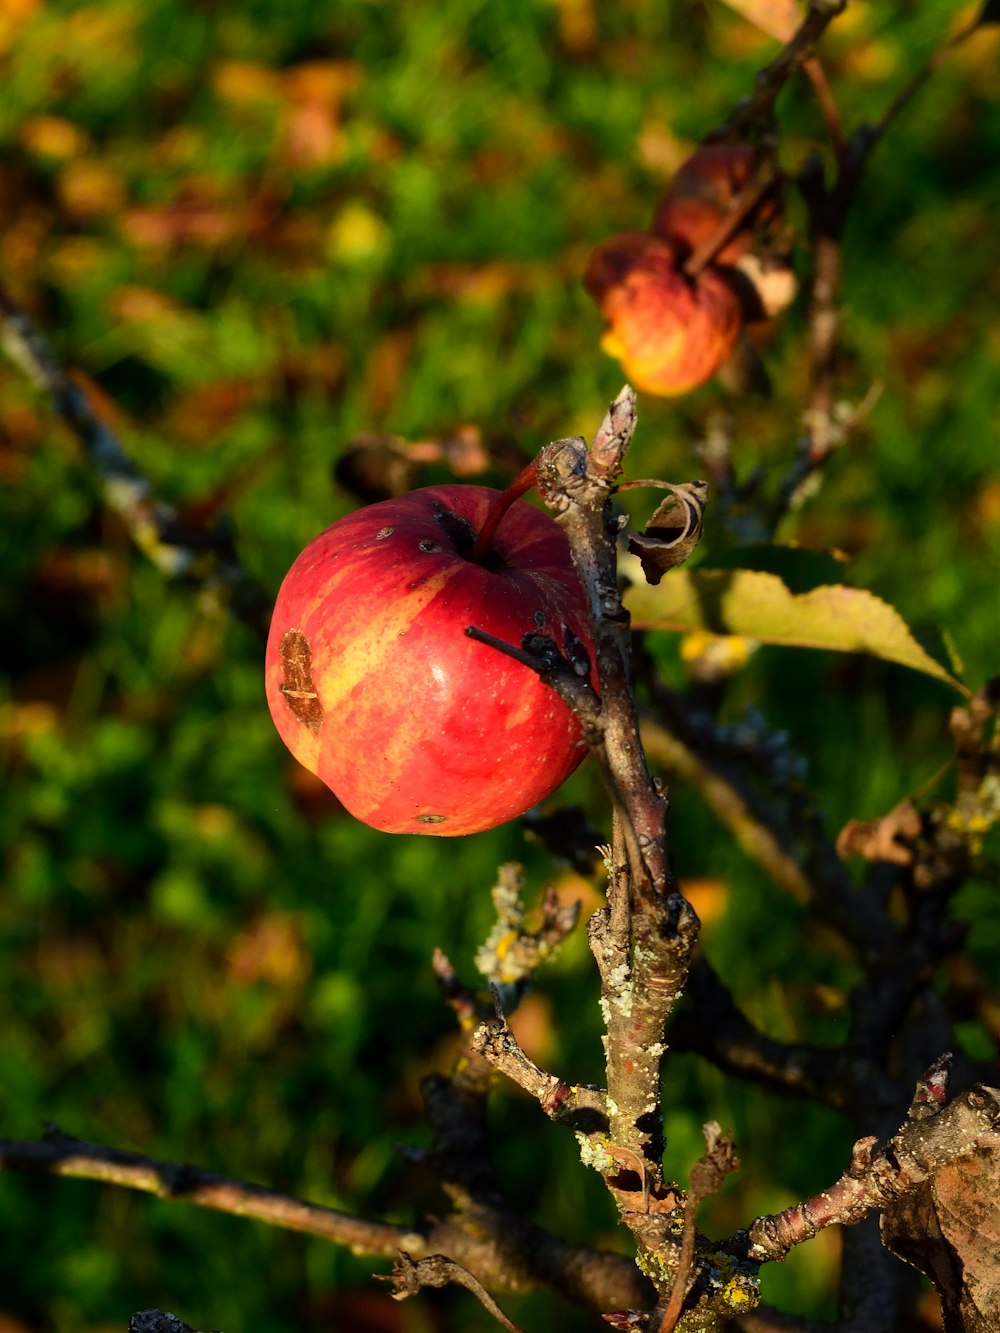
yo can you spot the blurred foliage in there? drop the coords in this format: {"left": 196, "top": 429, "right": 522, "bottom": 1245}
{"left": 1, "top": 1, "right": 999, "bottom": 1330}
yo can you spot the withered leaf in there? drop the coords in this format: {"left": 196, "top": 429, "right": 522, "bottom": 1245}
{"left": 279, "top": 628, "right": 324, "bottom": 732}
{"left": 882, "top": 1141, "right": 1000, "bottom": 1333}
{"left": 688, "top": 1121, "right": 740, "bottom": 1203}
{"left": 836, "top": 801, "right": 921, "bottom": 865}
{"left": 626, "top": 480, "right": 708, "bottom": 586}
{"left": 716, "top": 0, "right": 803, "bottom": 42}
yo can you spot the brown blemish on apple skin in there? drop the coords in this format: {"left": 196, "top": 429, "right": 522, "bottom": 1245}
{"left": 417, "top": 814, "right": 446, "bottom": 825}
{"left": 278, "top": 628, "right": 325, "bottom": 733}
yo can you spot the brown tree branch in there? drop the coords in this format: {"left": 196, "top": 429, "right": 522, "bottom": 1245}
{"left": 0, "top": 1124, "right": 651, "bottom": 1313}
{"left": 128, "top": 1314, "right": 202, "bottom": 1333}
{"left": 0, "top": 1124, "right": 416, "bottom": 1255}
{"left": 472, "top": 991, "right": 610, "bottom": 1131}
{"left": 0, "top": 281, "right": 271, "bottom": 638}
{"left": 739, "top": 1071, "right": 1000, "bottom": 1265}
{"left": 769, "top": 11, "right": 983, "bottom": 525}
{"left": 714, "top": 1, "right": 847, "bottom": 141}
{"left": 673, "top": 956, "right": 898, "bottom": 1113}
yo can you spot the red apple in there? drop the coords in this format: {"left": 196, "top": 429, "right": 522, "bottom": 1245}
{"left": 264, "top": 484, "right": 594, "bottom": 836}
{"left": 651, "top": 143, "right": 774, "bottom": 263}
{"left": 651, "top": 144, "right": 797, "bottom": 322}
{"left": 584, "top": 231, "right": 743, "bottom": 396}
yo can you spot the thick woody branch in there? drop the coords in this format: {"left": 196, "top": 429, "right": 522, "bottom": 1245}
{"left": 526, "top": 393, "right": 701, "bottom": 1298}
{"left": 535, "top": 392, "right": 671, "bottom": 896}
{"left": 638, "top": 692, "right": 896, "bottom": 963}
{"left": 0, "top": 1125, "right": 650, "bottom": 1313}
{"left": 673, "top": 957, "right": 898, "bottom": 1113}
{"left": 129, "top": 1314, "right": 201, "bottom": 1333}
{"left": 738, "top": 1070, "right": 1000, "bottom": 1265}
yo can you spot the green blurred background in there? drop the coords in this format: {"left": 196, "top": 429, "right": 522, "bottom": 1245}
{"left": 1, "top": 1, "right": 998, "bottom": 1329}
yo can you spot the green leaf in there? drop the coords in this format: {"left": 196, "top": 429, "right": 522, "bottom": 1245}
{"left": 623, "top": 556, "right": 968, "bottom": 694}
{"left": 699, "top": 544, "right": 847, "bottom": 595}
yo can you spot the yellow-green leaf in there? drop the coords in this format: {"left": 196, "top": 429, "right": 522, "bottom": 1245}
{"left": 622, "top": 556, "right": 968, "bottom": 694}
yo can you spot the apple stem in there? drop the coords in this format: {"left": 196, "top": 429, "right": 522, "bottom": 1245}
{"left": 471, "top": 459, "right": 539, "bottom": 563}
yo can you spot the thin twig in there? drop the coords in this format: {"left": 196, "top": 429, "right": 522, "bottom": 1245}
{"left": 683, "top": 178, "right": 775, "bottom": 279}
{"left": 715, "top": 1, "right": 848, "bottom": 140}
{"left": 802, "top": 56, "right": 844, "bottom": 157}
{"left": 0, "top": 1125, "right": 417, "bottom": 1255}
{"left": 861, "top": 9, "right": 988, "bottom": 156}
{"left": 0, "top": 282, "right": 271, "bottom": 638}
{"left": 657, "top": 1188, "right": 698, "bottom": 1332}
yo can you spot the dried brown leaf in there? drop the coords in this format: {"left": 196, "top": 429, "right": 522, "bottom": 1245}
{"left": 836, "top": 801, "right": 922, "bottom": 864}
{"left": 717, "top": 0, "right": 803, "bottom": 43}
{"left": 626, "top": 481, "right": 708, "bottom": 586}
{"left": 689, "top": 1121, "right": 740, "bottom": 1203}
{"left": 883, "top": 1139, "right": 1000, "bottom": 1332}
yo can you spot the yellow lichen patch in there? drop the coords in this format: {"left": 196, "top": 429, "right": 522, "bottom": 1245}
{"left": 721, "top": 1274, "right": 760, "bottom": 1311}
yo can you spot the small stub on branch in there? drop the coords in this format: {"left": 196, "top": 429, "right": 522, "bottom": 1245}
{"left": 627, "top": 481, "right": 708, "bottom": 586}
{"left": 278, "top": 629, "right": 325, "bottom": 732}
{"left": 128, "top": 1314, "right": 203, "bottom": 1333}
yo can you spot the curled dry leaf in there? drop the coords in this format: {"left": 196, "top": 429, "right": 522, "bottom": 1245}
{"left": 606, "top": 1143, "right": 684, "bottom": 1214}
{"left": 688, "top": 1121, "right": 740, "bottom": 1203}
{"left": 836, "top": 801, "right": 922, "bottom": 865}
{"left": 627, "top": 481, "right": 709, "bottom": 586}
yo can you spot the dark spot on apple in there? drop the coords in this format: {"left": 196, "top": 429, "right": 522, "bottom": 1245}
{"left": 375, "top": 526, "right": 394, "bottom": 540}
{"left": 431, "top": 504, "right": 474, "bottom": 553}
{"left": 563, "top": 624, "right": 592, "bottom": 678}
{"left": 417, "top": 813, "right": 446, "bottom": 824}
{"left": 278, "top": 629, "right": 324, "bottom": 733}
{"left": 418, "top": 538, "right": 442, "bottom": 553}
{"left": 533, "top": 609, "right": 546, "bottom": 629}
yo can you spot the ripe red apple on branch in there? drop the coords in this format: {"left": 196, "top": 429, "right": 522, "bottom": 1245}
{"left": 264, "top": 475, "right": 595, "bottom": 836}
